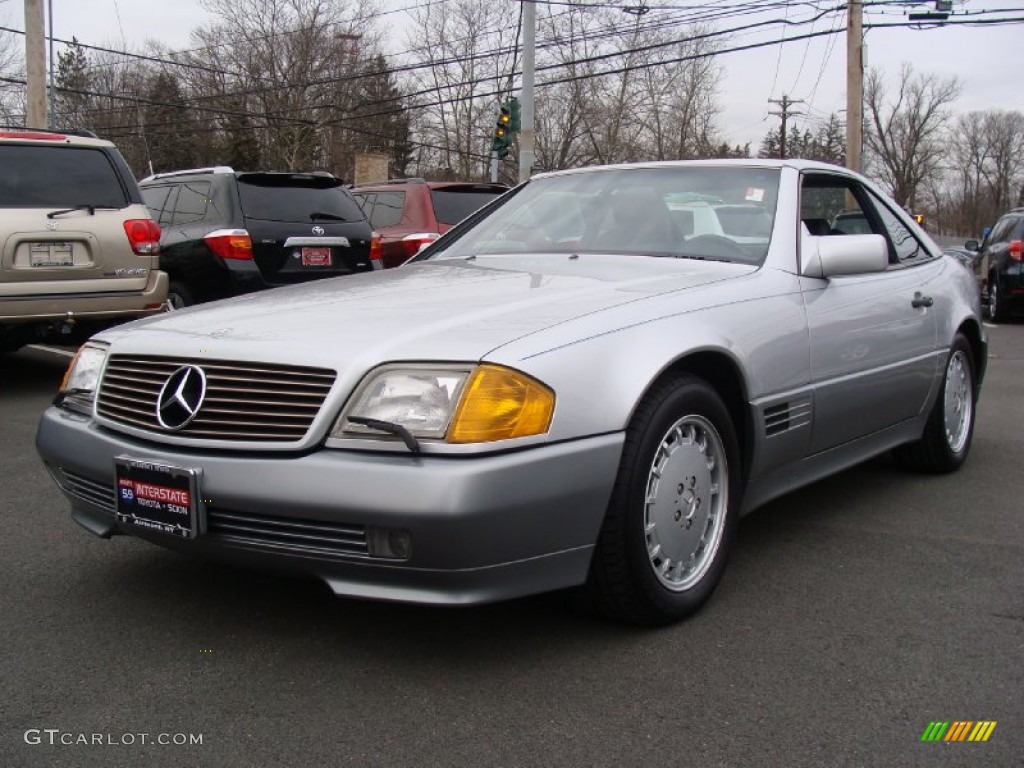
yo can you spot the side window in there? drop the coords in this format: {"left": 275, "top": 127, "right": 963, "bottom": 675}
{"left": 864, "top": 190, "right": 931, "bottom": 265}
{"left": 368, "top": 191, "right": 405, "bottom": 229}
{"left": 800, "top": 174, "right": 871, "bottom": 238}
{"left": 989, "top": 217, "right": 1013, "bottom": 245}
{"left": 171, "top": 181, "right": 211, "bottom": 226}
{"left": 141, "top": 186, "right": 172, "bottom": 222}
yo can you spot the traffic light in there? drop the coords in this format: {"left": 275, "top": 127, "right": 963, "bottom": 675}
{"left": 490, "top": 98, "right": 520, "bottom": 159}
{"left": 913, "top": 213, "right": 925, "bottom": 226}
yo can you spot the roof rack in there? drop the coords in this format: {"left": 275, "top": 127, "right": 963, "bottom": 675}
{"left": 139, "top": 166, "right": 235, "bottom": 183}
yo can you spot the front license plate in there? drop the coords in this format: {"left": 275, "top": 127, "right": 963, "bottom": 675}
{"left": 115, "top": 458, "right": 200, "bottom": 539}
{"left": 301, "top": 247, "right": 332, "bottom": 266}
{"left": 30, "top": 242, "right": 73, "bottom": 267}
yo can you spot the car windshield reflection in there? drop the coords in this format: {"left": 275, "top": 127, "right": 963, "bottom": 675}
{"left": 423, "top": 166, "right": 781, "bottom": 265}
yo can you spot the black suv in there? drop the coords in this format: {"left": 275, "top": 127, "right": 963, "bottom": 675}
{"left": 968, "top": 208, "right": 1024, "bottom": 321}
{"left": 139, "top": 167, "right": 380, "bottom": 308}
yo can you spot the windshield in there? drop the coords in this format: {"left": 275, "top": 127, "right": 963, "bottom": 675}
{"left": 0, "top": 145, "right": 128, "bottom": 208}
{"left": 419, "top": 166, "right": 780, "bottom": 265}
{"left": 237, "top": 174, "right": 365, "bottom": 223}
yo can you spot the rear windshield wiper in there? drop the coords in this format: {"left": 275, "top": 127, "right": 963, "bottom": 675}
{"left": 309, "top": 211, "right": 348, "bottom": 222}
{"left": 46, "top": 204, "right": 118, "bottom": 219}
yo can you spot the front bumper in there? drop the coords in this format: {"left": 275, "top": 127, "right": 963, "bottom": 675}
{"left": 36, "top": 408, "right": 624, "bottom": 605}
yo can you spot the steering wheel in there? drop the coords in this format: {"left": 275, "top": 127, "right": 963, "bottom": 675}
{"left": 681, "top": 234, "right": 748, "bottom": 259}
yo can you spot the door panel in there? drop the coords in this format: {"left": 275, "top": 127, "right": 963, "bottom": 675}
{"left": 799, "top": 171, "right": 939, "bottom": 454}
{"left": 801, "top": 265, "right": 940, "bottom": 453}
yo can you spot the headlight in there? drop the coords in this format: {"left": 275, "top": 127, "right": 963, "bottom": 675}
{"left": 57, "top": 342, "right": 109, "bottom": 413}
{"left": 334, "top": 365, "right": 471, "bottom": 440}
{"left": 332, "top": 363, "right": 555, "bottom": 445}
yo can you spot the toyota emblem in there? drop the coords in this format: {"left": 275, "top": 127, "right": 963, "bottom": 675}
{"left": 156, "top": 365, "right": 207, "bottom": 431}
{"left": 312, "top": 225, "right": 325, "bottom": 236}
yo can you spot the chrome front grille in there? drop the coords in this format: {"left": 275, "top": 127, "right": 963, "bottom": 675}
{"left": 96, "top": 355, "right": 336, "bottom": 441}
{"left": 58, "top": 468, "right": 116, "bottom": 513}
{"left": 206, "top": 508, "right": 369, "bottom": 558}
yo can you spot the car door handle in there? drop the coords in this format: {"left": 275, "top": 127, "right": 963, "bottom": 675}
{"left": 911, "top": 292, "right": 934, "bottom": 308}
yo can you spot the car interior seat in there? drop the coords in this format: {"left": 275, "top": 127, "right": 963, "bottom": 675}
{"left": 591, "top": 189, "right": 680, "bottom": 252}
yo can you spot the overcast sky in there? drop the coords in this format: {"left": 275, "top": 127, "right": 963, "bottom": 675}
{"left": 6, "top": 0, "right": 1022, "bottom": 150}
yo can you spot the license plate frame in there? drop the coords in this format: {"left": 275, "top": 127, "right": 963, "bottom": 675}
{"left": 29, "top": 242, "right": 73, "bottom": 267}
{"left": 114, "top": 457, "right": 201, "bottom": 539}
{"left": 300, "top": 247, "right": 332, "bottom": 267}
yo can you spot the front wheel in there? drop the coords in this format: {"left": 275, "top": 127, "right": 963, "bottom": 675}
{"left": 894, "top": 333, "right": 976, "bottom": 473}
{"left": 587, "top": 374, "right": 741, "bottom": 625}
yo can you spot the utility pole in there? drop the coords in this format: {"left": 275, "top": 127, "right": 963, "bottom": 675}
{"left": 517, "top": 0, "right": 535, "bottom": 183}
{"left": 846, "top": 0, "right": 864, "bottom": 172}
{"left": 47, "top": 0, "right": 55, "bottom": 124}
{"left": 768, "top": 95, "right": 803, "bottom": 159}
{"left": 24, "top": 0, "right": 48, "bottom": 128}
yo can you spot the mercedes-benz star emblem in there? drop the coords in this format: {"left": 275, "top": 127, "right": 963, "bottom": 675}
{"left": 156, "top": 365, "right": 207, "bottom": 431}
{"left": 311, "top": 225, "right": 325, "bottom": 236}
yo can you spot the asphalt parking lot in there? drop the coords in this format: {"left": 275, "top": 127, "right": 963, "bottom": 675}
{"left": 1, "top": 327, "right": 1022, "bottom": 768}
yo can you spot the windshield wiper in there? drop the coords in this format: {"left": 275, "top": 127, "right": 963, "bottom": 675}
{"left": 309, "top": 211, "right": 347, "bottom": 222}
{"left": 47, "top": 205, "right": 97, "bottom": 219}
{"left": 46, "top": 204, "right": 119, "bottom": 219}
{"left": 346, "top": 416, "right": 421, "bottom": 454}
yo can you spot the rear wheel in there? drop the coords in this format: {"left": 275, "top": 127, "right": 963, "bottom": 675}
{"left": 587, "top": 374, "right": 741, "bottom": 625}
{"left": 894, "top": 333, "right": 976, "bottom": 473}
{"left": 988, "top": 276, "right": 1008, "bottom": 322}
{"left": 166, "top": 280, "right": 195, "bottom": 310}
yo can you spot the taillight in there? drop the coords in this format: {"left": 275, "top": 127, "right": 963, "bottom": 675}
{"left": 1009, "top": 240, "right": 1023, "bottom": 261}
{"left": 401, "top": 232, "right": 440, "bottom": 258}
{"left": 123, "top": 219, "right": 161, "bottom": 256}
{"left": 369, "top": 232, "right": 383, "bottom": 262}
{"left": 204, "top": 229, "right": 253, "bottom": 260}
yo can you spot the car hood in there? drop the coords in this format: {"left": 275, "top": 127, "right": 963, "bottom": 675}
{"left": 101, "top": 255, "right": 756, "bottom": 368}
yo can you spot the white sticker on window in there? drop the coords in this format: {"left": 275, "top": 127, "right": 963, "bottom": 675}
{"left": 745, "top": 187, "right": 765, "bottom": 202}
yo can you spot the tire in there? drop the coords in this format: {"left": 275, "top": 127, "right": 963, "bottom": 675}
{"left": 166, "top": 280, "right": 195, "bottom": 310}
{"left": 894, "top": 333, "right": 976, "bottom": 474}
{"left": 988, "top": 276, "right": 1008, "bottom": 322}
{"left": 587, "top": 374, "right": 741, "bottom": 625}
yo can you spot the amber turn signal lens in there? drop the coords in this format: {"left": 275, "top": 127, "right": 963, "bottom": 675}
{"left": 448, "top": 365, "right": 554, "bottom": 443}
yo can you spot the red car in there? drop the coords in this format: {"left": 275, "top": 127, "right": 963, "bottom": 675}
{"left": 351, "top": 179, "right": 507, "bottom": 268}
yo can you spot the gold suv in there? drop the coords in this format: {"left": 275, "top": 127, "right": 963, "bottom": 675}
{"left": 1, "top": 129, "right": 168, "bottom": 352}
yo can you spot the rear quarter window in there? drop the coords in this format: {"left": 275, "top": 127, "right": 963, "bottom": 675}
{"left": 0, "top": 145, "right": 128, "bottom": 208}
{"left": 366, "top": 191, "right": 405, "bottom": 228}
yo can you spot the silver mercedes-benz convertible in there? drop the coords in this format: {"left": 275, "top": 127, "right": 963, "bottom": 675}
{"left": 36, "top": 160, "right": 986, "bottom": 625}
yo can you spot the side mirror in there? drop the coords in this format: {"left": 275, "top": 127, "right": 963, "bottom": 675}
{"left": 803, "top": 233, "right": 888, "bottom": 278}
{"left": 964, "top": 239, "right": 979, "bottom": 252}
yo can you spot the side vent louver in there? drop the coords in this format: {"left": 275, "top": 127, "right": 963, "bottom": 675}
{"left": 763, "top": 396, "right": 812, "bottom": 437}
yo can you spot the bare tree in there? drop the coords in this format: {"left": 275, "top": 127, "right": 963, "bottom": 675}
{"left": 181, "top": 0, "right": 384, "bottom": 172}
{"left": 864, "top": 63, "right": 960, "bottom": 209}
{"left": 938, "top": 109, "right": 1024, "bottom": 235}
{"left": 406, "top": 0, "right": 516, "bottom": 180}
{"left": 0, "top": 17, "right": 24, "bottom": 124}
